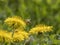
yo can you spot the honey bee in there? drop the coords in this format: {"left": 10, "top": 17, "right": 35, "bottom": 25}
{"left": 25, "top": 19, "right": 31, "bottom": 25}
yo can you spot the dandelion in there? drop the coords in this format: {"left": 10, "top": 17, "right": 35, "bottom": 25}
{"left": 4, "top": 32, "right": 12, "bottom": 42}
{"left": 0, "top": 29, "right": 29, "bottom": 42}
{"left": 0, "top": 30, "right": 12, "bottom": 42}
{"left": 4, "top": 16, "right": 26, "bottom": 29}
{"left": 29, "top": 24, "right": 53, "bottom": 35}
{"left": 13, "top": 29, "right": 29, "bottom": 42}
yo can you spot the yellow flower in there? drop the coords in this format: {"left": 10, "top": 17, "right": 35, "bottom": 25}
{"left": 0, "top": 29, "right": 29, "bottom": 42}
{"left": 4, "top": 32, "right": 12, "bottom": 42}
{"left": 4, "top": 16, "right": 26, "bottom": 29}
{"left": 13, "top": 30, "right": 29, "bottom": 42}
{"left": 29, "top": 24, "right": 53, "bottom": 34}
{"left": 0, "top": 30, "right": 12, "bottom": 42}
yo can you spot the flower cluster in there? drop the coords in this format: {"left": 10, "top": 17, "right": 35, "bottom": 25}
{"left": 0, "top": 29, "right": 29, "bottom": 42}
{"left": 1, "top": 16, "right": 53, "bottom": 43}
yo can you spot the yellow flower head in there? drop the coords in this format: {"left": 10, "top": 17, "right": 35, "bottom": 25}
{"left": 0, "top": 29, "right": 29, "bottom": 42}
{"left": 29, "top": 24, "right": 53, "bottom": 34}
{"left": 4, "top": 16, "right": 26, "bottom": 29}
{"left": 13, "top": 30, "right": 29, "bottom": 42}
{"left": 0, "top": 30, "right": 12, "bottom": 42}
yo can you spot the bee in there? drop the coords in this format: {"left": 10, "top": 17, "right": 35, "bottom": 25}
{"left": 25, "top": 19, "right": 31, "bottom": 25}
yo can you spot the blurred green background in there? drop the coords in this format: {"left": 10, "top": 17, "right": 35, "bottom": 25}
{"left": 0, "top": 0, "right": 60, "bottom": 45}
